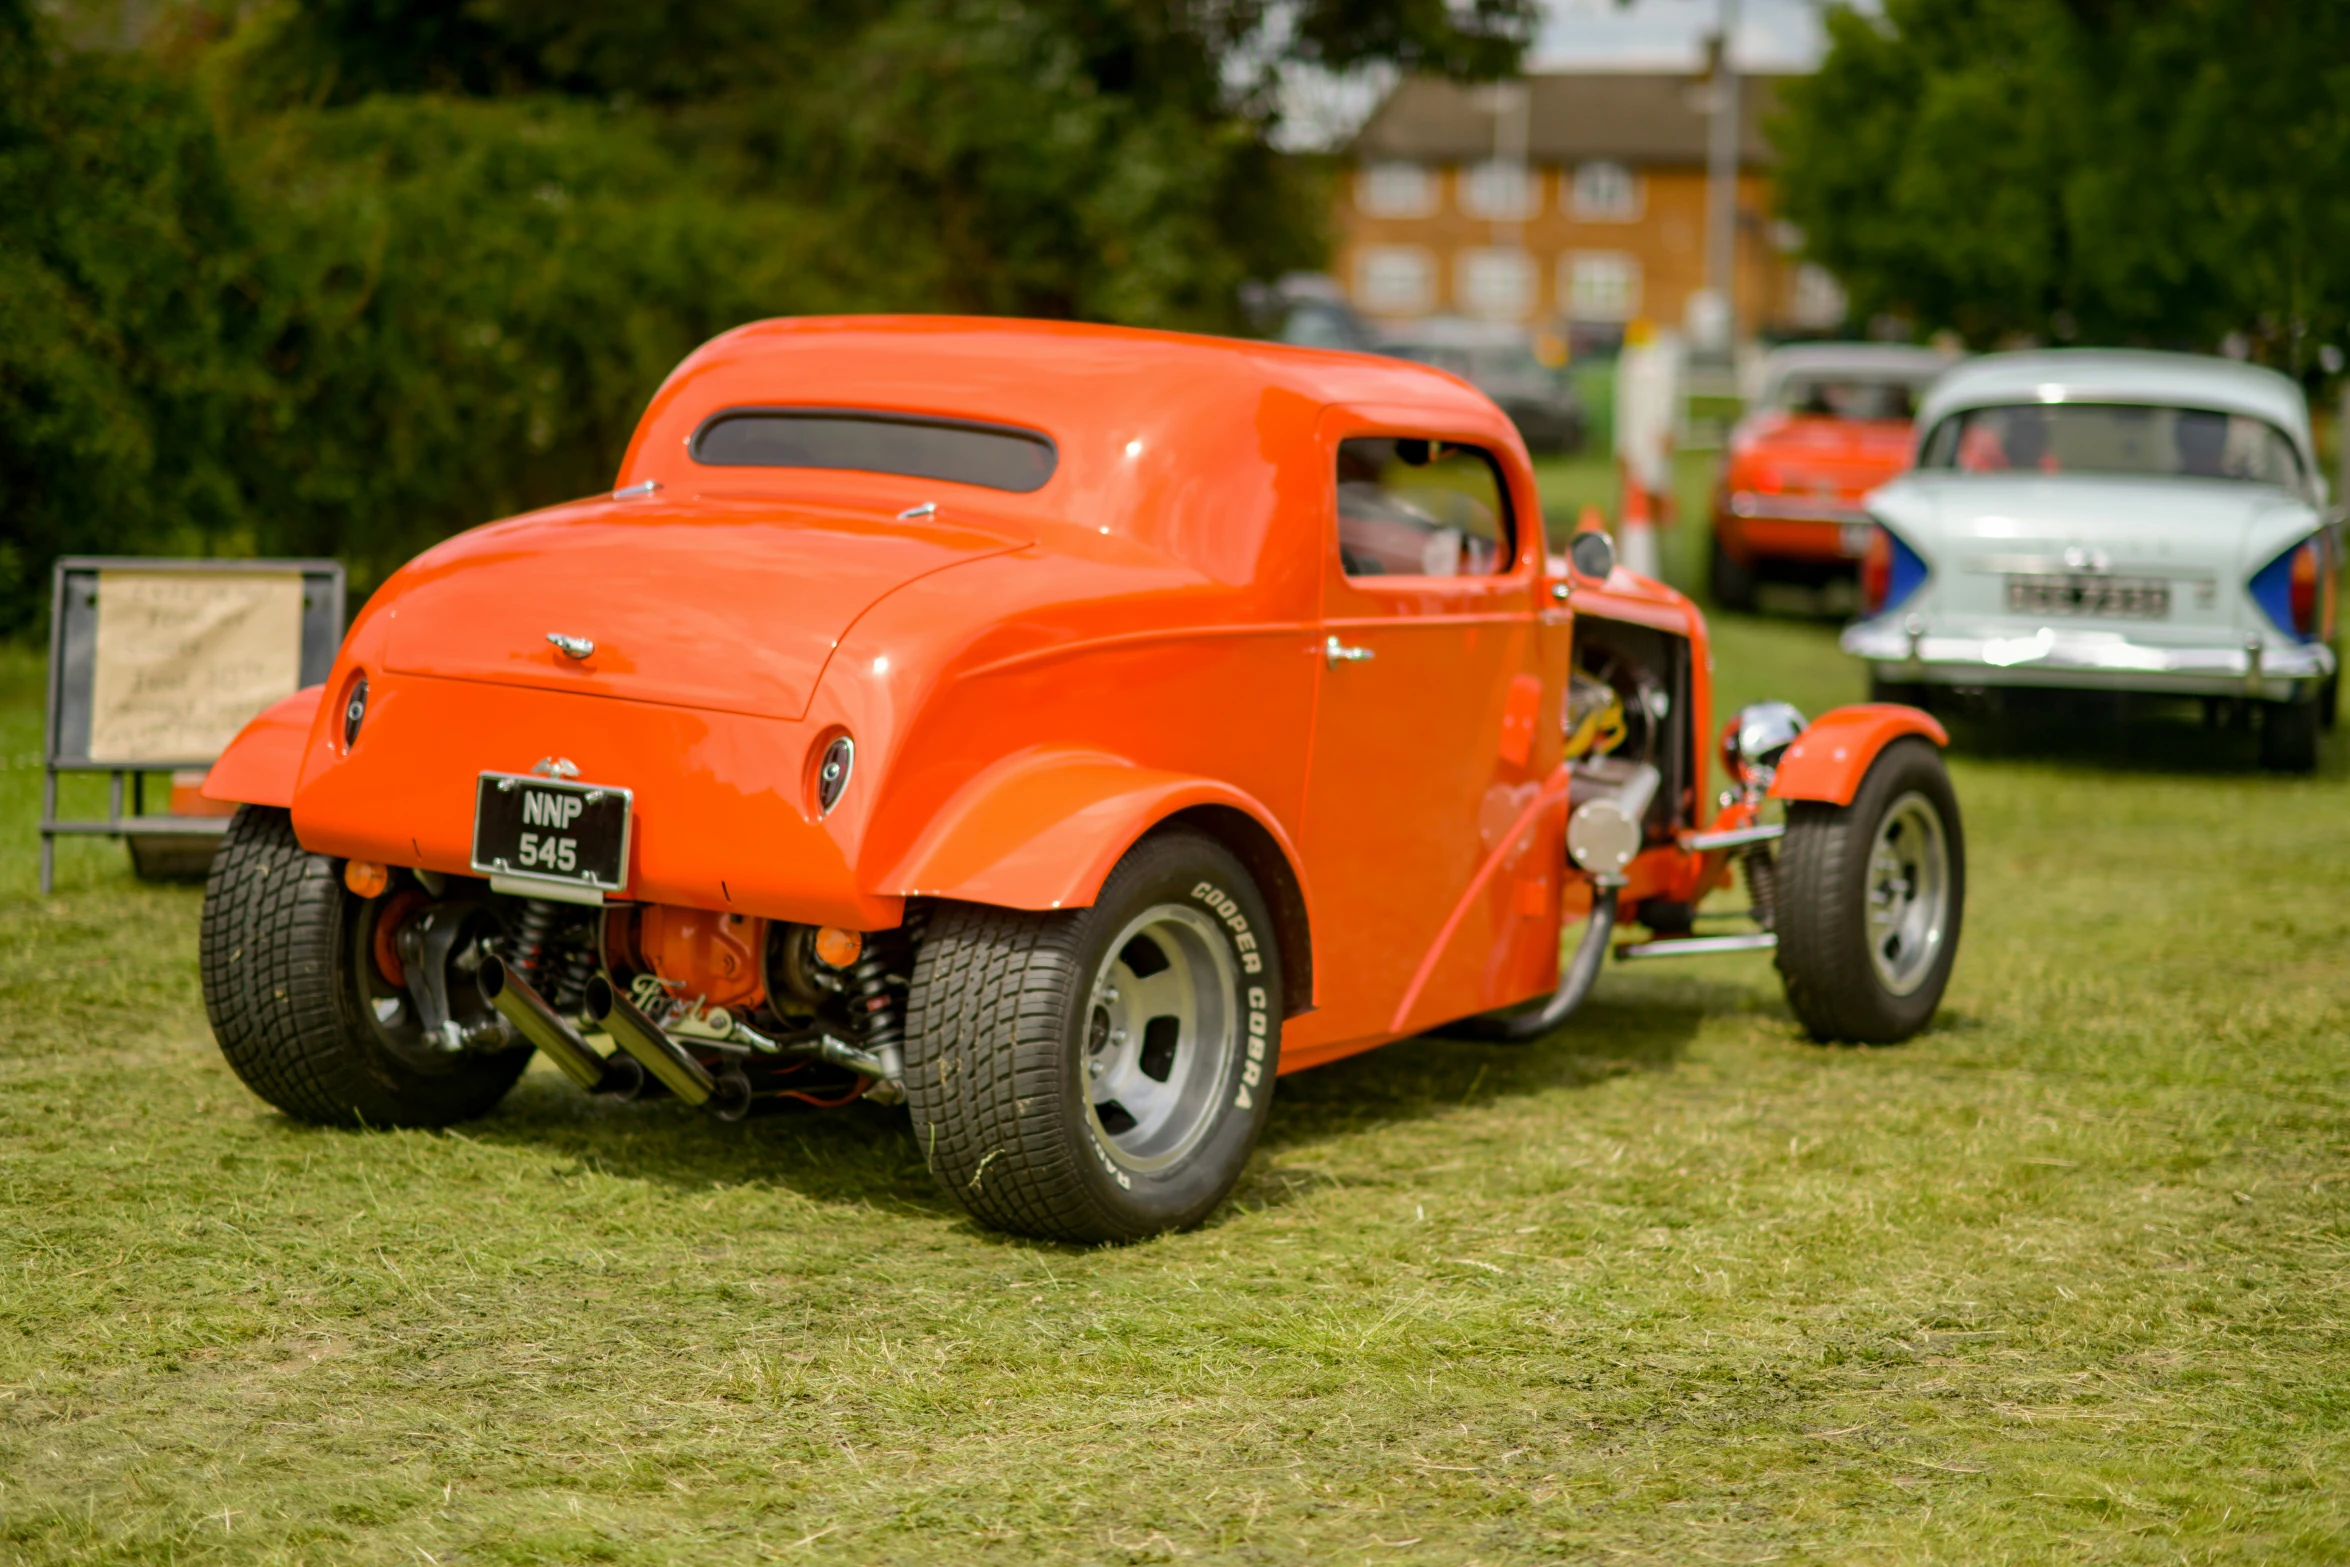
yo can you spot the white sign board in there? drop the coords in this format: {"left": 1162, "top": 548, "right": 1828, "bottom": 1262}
{"left": 87, "top": 569, "right": 305, "bottom": 764}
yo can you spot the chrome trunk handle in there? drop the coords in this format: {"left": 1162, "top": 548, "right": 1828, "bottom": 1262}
{"left": 1323, "top": 635, "right": 1375, "bottom": 667}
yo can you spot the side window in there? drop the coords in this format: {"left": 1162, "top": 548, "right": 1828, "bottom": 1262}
{"left": 1336, "top": 438, "right": 1515, "bottom": 579}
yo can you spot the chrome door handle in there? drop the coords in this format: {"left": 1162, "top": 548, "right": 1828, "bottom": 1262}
{"left": 1323, "top": 635, "right": 1375, "bottom": 667}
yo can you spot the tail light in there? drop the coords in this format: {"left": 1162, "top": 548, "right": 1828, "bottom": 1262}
{"left": 1861, "top": 523, "right": 1929, "bottom": 617}
{"left": 2252, "top": 535, "right": 2331, "bottom": 640}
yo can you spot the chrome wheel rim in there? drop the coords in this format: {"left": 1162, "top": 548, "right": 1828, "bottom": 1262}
{"left": 1081, "top": 904, "right": 1238, "bottom": 1175}
{"left": 1866, "top": 790, "right": 1950, "bottom": 996}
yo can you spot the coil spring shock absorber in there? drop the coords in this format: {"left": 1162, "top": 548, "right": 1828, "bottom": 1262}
{"left": 550, "top": 943, "right": 597, "bottom": 1016}
{"left": 847, "top": 941, "right": 907, "bottom": 1104}
{"left": 504, "top": 898, "right": 559, "bottom": 982}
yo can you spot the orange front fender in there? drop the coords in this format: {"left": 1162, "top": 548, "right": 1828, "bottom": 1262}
{"left": 1769, "top": 703, "right": 1949, "bottom": 807}
{"left": 201, "top": 686, "right": 326, "bottom": 809}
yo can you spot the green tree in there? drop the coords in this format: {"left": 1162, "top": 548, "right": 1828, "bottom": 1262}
{"left": 0, "top": 0, "right": 269, "bottom": 632}
{"left": 1775, "top": 0, "right": 2350, "bottom": 365}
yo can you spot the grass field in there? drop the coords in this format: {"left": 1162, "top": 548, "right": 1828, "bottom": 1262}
{"left": 4, "top": 472, "right": 2348, "bottom": 1564}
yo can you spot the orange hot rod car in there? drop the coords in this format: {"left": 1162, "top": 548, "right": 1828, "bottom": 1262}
{"left": 198, "top": 317, "right": 1965, "bottom": 1243}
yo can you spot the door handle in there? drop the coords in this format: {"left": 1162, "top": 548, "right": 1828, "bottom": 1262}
{"left": 1323, "top": 635, "right": 1375, "bottom": 667}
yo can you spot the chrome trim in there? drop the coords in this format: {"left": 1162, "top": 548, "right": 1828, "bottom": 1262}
{"left": 1681, "top": 822, "right": 1785, "bottom": 852}
{"left": 1616, "top": 932, "right": 1779, "bottom": 961}
{"left": 1323, "top": 635, "right": 1375, "bottom": 667}
{"left": 897, "top": 501, "right": 938, "bottom": 520}
{"left": 610, "top": 480, "right": 662, "bottom": 500}
{"left": 488, "top": 873, "right": 605, "bottom": 907}
{"left": 1728, "top": 493, "right": 1870, "bottom": 525}
{"left": 1843, "top": 618, "right": 2335, "bottom": 695}
{"left": 546, "top": 632, "right": 595, "bottom": 660}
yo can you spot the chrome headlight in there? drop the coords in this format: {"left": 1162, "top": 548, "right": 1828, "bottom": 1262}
{"left": 1720, "top": 700, "right": 1807, "bottom": 789}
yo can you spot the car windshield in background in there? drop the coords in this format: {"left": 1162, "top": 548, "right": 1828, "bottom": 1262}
{"left": 1918, "top": 403, "right": 2303, "bottom": 487}
{"left": 692, "top": 410, "right": 1058, "bottom": 493}
{"left": 1771, "top": 375, "right": 1927, "bottom": 421}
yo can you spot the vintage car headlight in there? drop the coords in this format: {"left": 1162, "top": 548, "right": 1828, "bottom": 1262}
{"left": 1860, "top": 523, "right": 1929, "bottom": 617}
{"left": 1720, "top": 700, "right": 1808, "bottom": 790}
{"left": 2251, "top": 535, "right": 2331, "bottom": 640}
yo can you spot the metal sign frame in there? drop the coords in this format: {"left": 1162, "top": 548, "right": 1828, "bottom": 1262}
{"left": 40, "top": 556, "right": 346, "bottom": 894}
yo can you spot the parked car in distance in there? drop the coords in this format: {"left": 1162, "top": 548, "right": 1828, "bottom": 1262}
{"left": 1711, "top": 343, "right": 1957, "bottom": 610}
{"left": 196, "top": 316, "right": 1962, "bottom": 1245}
{"left": 1377, "top": 317, "right": 1587, "bottom": 454}
{"left": 1845, "top": 348, "right": 2341, "bottom": 769}
{"left": 1242, "top": 271, "right": 1380, "bottom": 354}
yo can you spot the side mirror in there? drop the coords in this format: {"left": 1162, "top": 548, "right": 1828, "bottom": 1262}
{"left": 1568, "top": 529, "right": 1616, "bottom": 581}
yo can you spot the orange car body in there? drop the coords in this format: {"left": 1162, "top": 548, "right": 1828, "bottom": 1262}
{"left": 209, "top": 317, "right": 1915, "bottom": 1076}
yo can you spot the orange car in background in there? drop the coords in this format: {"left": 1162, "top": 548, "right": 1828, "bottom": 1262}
{"left": 198, "top": 318, "right": 1964, "bottom": 1243}
{"left": 1710, "top": 344, "right": 1957, "bottom": 611}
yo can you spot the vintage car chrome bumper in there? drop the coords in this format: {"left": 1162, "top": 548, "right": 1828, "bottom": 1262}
{"left": 1842, "top": 618, "right": 2336, "bottom": 701}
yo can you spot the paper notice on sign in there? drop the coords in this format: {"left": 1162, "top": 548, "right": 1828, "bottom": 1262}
{"left": 88, "top": 571, "right": 305, "bottom": 763}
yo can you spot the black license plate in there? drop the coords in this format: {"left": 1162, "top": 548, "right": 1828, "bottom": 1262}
{"left": 2005, "top": 574, "right": 2170, "bottom": 619}
{"left": 470, "top": 773, "right": 632, "bottom": 892}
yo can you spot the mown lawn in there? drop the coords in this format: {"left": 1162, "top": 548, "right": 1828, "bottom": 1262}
{"left": 3, "top": 484, "right": 2347, "bottom": 1564}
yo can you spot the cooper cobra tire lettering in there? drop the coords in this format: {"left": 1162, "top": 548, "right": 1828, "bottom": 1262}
{"left": 908, "top": 831, "right": 1282, "bottom": 1242}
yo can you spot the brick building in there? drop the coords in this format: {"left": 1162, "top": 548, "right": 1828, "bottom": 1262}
{"left": 1338, "top": 71, "right": 1843, "bottom": 343}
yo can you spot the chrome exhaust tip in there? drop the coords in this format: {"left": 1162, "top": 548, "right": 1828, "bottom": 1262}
{"left": 478, "top": 956, "right": 616, "bottom": 1092}
{"left": 582, "top": 973, "right": 718, "bottom": 1108}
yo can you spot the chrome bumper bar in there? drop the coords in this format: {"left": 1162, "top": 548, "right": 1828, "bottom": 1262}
{"left": 1843, "top": 618, "right": 2334, "bottom": 700}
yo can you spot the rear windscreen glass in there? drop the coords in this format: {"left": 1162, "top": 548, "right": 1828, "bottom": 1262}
{"left": 691, "top": 409, "right": 1058, "bottom": 493}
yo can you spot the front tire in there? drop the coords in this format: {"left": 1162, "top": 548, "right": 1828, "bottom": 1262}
{"left": 199, "top": 806, "right": 533, "bottom": 1127}
{"left": 903, "top": 828, "right": 1280, "bottom": 1243}
{"left": 1773, "top": 738, "right": 1964, "bottom": 1043}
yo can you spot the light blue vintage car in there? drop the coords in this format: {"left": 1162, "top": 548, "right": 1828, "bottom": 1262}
{"left": 1843, "top": 349, "right": 2340, "bottom": 768}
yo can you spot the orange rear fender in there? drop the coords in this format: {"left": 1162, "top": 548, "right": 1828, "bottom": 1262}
{"left": 201, "top": 686, "right": 326, "bottom": 810}
{"left": 879, "top": 746, "right": 1317, "bottom": 996}
{"left": 1769, "top": 704, "right": 1949, "bottom": 807}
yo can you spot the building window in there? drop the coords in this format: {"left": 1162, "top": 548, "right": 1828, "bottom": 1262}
{"left": 1791, "top": 263, "right": 1848, "bottom": 329}
{"left": 1569, "top": 160, "right": 1642, "bottom": 222}
{"left": 1357, "top": 161, "right": 1436, "bottom": 218}
{"left": 1457, "top": 248, "right": 1535, "bottom": 321}
{"left": 1355, "top": 246, "right": 1435, "bottom": 316}
{"left": 1460, "top": 159, "right": 1536, "bottom": 221}
{"left": 1564, "top": 252, "right": 1641, "bottom": 322}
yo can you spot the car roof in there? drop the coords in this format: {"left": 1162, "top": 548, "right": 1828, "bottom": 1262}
{"left": 1762, "top": 342, "right": 1957, "bottom": 382}
{"left": 1377, "top": 317, "right": 1535, "bottom": 351}
{"left": 1918, "top": 348, "right": 2311, "bottom": 442}
{"left": 616, "top": 316, "right": 1521, "bottom": 534}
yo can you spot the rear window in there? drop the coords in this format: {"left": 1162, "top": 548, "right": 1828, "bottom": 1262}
{"left": 1918, "top": 403, "right": 2303, "bottom": 488}
{"left": 691, "top": 409, "right": 1058, "bottom": 494}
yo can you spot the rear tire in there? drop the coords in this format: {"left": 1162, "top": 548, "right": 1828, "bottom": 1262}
{"left": 199, "top": 806, "right": 532, "bottom": 1127}
{"left": 2259, "top": 695, "right": 2321, "bottom": 772}
{"left": 1710, "top": 530, "right": 1757, "bottom": 611}
{"left": 903, "top": 829, "right": 1279, "bottom": 1243}
{"left": 1773, "top": 738, "right": 1964, "bottom": 1043}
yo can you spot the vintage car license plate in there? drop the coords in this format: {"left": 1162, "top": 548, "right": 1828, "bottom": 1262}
{"left": 470, "top": 773, "right": 632, "bottom": 892}
{"left": 2005, "top": 574, "right": 2170, "bottom": 619}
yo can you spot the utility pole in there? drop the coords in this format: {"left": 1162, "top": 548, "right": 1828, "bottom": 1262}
{"left": 1702, "top": 0, "right": 1743, "bottom": 354}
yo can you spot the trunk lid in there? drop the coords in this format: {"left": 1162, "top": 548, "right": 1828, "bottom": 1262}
{"left": 1886, "top": 473, "right": 2318, "bottom": 639}
{"left": 381, "top": 495, "right": 1030, "bottom": 721}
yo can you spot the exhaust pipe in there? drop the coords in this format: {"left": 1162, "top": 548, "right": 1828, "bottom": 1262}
{"left": 479, "top": 956, "right": 613, "bottom": 1091}
{"left": 583, "top": 973, "right": 717, "bottom": 1107}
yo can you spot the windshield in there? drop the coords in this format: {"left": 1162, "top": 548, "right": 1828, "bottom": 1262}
{"left": 1918, "top": 403, "right": 2303, "bottom": 487}
{"left": 1770, "top": 373, "right": 1929, "bottom": 421}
